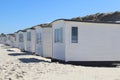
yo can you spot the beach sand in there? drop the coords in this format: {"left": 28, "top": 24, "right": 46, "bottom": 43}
{"left": 0, "top": 44, "right": 120, "bottom": 80}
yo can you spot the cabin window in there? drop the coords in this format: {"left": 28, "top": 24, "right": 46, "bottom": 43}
{"left": 15, "top": 36, "right": 16, "bottom": 41}
{"left": 72, "top": 27, "right": 78, "bottom": 43}
{"left": 54, "top": 28, "right": 63, "bottom": 43}
{"left": 36, "top": 33, "right": 42, "bottom": 44}
{"left": 19, "top": 34, "right": 23, "bottom": 42}
{"left": 27, "top": 32, "right": 31, "bottom": 41}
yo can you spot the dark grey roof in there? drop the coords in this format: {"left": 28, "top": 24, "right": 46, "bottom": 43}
{"left": 40, "top": 23, "right": 52, "bottom": 28}
{"left": 0, "top": 33, "right": 6, "bottom": 37}
{"left": 16, "top": 29, "right": 27, "bottom": 33}
{"left": 31, "top": 23, "right": 52, "bottom": 28}
{"left": 51, "top": 18, "right": 120, "bottom": 25}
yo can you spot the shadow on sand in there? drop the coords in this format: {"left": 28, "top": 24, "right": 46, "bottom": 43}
{"left": 7, "top": 49, "right": 15, "bottom": 52}
{"left": 52, "top": 59, "right": 120, "bottom": 67}
{"left": 19, "top": 58, "right": 51, "bottom": 63}
{"left": 1, "top": 45, "right": 11, "bottom": 49}
{"left": 8, "top": 52, "right": 33, "bottom": 56}
{"left": 67, "top": 62, "right": 120, "bottom": 67}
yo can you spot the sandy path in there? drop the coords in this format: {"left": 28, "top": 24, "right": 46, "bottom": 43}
{"left": 0, "top": 44, "right": 120, "bottom": 80}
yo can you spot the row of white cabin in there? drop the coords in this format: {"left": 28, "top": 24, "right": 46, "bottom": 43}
{"left": 0, "top": 33, "right": 16, "bottom": 47}
{"left": 1, "top": 19, "right": 120, "bottom": 62}
{"left": 15, "top": 24, "right": 52, "bottom": 58}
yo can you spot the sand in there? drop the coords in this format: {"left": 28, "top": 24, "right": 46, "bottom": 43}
{"left": 0, "top": 44, "right": 120, "bottom": 80}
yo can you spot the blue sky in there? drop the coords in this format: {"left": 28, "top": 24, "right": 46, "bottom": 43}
{"left": 0, "top": 0, "right": 120, "bottom": 34}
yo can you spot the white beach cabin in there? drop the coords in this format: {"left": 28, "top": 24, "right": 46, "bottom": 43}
{"left": 25, "top": 27, "right": 36, "bottom": 53}
{"left": 7, "top": 34, "right": 16, "bottom": 48}
{"left": 6, "top": 34, "right": 11, "bottom": 45}
{"left": 34, "top": 24, "right": 52, "bottom": 58}
{"left": 17, "top": 30, "right": 26, "bottom": 51}
{"left": 0, "top": 35, "right": 2, "bottom": 43}
{"left": 52, "top": 19, "right": 120, "bottom": 62}
{"left": 0, "top": 34, "right": 7, "bottom": 45}
{"left": 14, "top": 32, "right": 19, "bottom": 48}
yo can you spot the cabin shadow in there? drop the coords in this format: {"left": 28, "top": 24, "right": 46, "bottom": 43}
{"left": 52, "top": 59, "right": 120, "bottom": 67}
{"left": 2, "top": 44, "right": 10, "bottom": 48}
{"left": 8, "top": 52, "right": 33, "bottom": 56}
{"left": 2, "top": 46, "right": 11, "bottom": 49}
{"left": 7, "top": 49, "right": 15, "bottom": 52}
{"left": 19, "top": 58, "right": 51, "bottom": 63}
{"left": 68, "top": 62, "right": 120, "bottom": 67}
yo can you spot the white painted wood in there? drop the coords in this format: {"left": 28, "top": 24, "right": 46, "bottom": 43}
{"left": 9, "top": 35, "right": 16, "bottom": 48}
{"left": 0, "top": 34, "right": 7, "bottom": 45}
{"left": 52, "top": 20, "right": 120, "bottom": 62}
{"left": 26, "top": 29, "right": 36, "bottom": 53}
{"left": 17, "top": 31, "right": 25, "bottom": 51}
{"left": 42, "top": 27, "right": 52, "bottom": 58}
{"left": 35, "top": 25, "right": 52, "bottom": 58}
{"left": 35, "top": 27, "right": 43, "bottom": 56}
{"left": 52, "top": 20, "right": 66, "bottom": 61}
{"left": 15, "top": 33, "right": 19, "bottom": 48}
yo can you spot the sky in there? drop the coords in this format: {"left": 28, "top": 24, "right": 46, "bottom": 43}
{"left": 0, "top": 0, "right": 120, "bottom": 34}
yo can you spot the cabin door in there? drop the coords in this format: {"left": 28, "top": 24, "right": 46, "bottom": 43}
{"left": 36, "top": 32, "right": 43, "bottom": 56}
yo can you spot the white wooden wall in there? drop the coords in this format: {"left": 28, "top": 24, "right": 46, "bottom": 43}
{"left": 52, "top": 20, "right": 120, "bottom": 62}
{"left": 42, "top": 27, "right": 52, "bottom": 58}
{"left": 35, "top": 27, "right": 43, "bottom": 56}
{"left": 65, "top": 21, "right": 120, "bottom": 62}
{"left": 52, "top": 20, "right": 66, "bottom": 61}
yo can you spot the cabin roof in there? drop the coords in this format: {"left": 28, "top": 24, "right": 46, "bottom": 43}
{"left": 51, "top": 18, "right": 120, "bottom": 25}
{"left": 16, "top": 29, "right": 27, "bottom": 33}
{"left": 7, "top": 34, "right": 15, "bottom": 37}
{"left": 8, "top": 34, "right": 14, "bottom": 36}
{"left": 0, "top": 33, "right": 6, "bottom": 37}
{"left": 37, "top": 23, "right": 52, "bottom": 27}
{"left": 40, "top": 23, "right": 52, "bottom": 28}
{"left": 31, "top": 23, "right": 52, "bottom": 28}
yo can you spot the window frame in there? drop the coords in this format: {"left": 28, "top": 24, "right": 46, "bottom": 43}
{"left": 19, "top": 33, "right": 24, "bottom": 42}
{"left": 54, "top": 27, "right": 63, "bottom": 43}
{"left": 36, "top": 32, "right": 42, "bottom": 44}
{"left": 71, "top": 27, "right": 78, "bottom": 43}
{"left": 27, "top": 32, "right": 31, "bottom": 41}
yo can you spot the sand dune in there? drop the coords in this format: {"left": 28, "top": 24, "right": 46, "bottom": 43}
{"left": 0, "top": 44, "right": 120, "bottom": 80}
